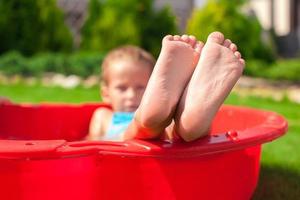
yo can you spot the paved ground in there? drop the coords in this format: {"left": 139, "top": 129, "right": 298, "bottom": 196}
{"left": 234, "top": 76, "right": 300, "bottom": 104}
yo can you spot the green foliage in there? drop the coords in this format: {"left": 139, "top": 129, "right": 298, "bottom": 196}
{"left": 244, "top": 59, "right": 271, "bottom": 77}
{"left": 245, "top": 58, "right": 300, "bottom": 81}
{"left": 81, "top": 3, "right": 140, "bottom": 51}
{"left": 0, "top": 51, "right": 104, "bottom": 78}
{"left": 267, "top": 59, "right": 300, "bottom": 81}
{"left": 141, "top": 6, "right": 178, "bottom": 56}
{"left": 0, "top": 51, "right": 29, "bottom": 75}
{"left": 81, "top": 0, "right": 177, "bottom": 57}
{"left": 186, "top": 0, "right": 275, "bottom": 62}
{"left": 0, "top": 0, "right": 73, "bottom": 56}
{"left": 0, "top": 50, "right": 299, "bottom": 81}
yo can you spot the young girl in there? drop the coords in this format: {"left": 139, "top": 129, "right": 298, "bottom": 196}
{"left": 87, "top": 45, "right": 155, "bottom": 141}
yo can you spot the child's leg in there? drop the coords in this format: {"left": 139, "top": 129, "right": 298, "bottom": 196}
{"left": 175, "top": 32, "right": 245, "bottom": 141}
{"left": 125, "top": 35, "right": 203, "bottom": 139}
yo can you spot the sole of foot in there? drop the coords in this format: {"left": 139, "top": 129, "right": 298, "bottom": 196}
{"left": 134, "top": 34, "right": 203, "bottom": 137}
{"left": 175, "top": 31, "right": 245, "bottom": 141}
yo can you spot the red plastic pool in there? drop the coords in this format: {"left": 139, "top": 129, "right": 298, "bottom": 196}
{"left": 0, "top": 103, "right": 287, "bottom": 200}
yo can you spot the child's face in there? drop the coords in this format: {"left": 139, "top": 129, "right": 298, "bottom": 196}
{"left": 103, "top": 60, "right": 152, "bottom": 112}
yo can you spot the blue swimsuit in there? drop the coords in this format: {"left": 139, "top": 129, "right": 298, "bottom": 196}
{"left": 103, "top": 112, "right": 134, "bottom": 141}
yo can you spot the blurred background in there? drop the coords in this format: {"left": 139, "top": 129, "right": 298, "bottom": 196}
{"left": 0, "top": 0, "right": 299, "bottom": 85}
{"left": 0, "top": 0, "right": 299, "bottom": 199}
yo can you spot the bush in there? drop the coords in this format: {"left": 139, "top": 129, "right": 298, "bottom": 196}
{"left": 0, "top": 51, "right": 29, "bottom": 76}
{"left": 81, "top": 2, "right": 140, "bottom": 52}
{"left": 0, "top": 51, "right": 104, "bottom": 78}
{"left": 244, "top": 59, "right": 270, "bottom": 77}
{"left": 245, "top": 58, "right": 300, "bottom": 81}
{"left": 0, "top": 51, "right": 299, "bottom": 82}
{"left": 267, "top": 59, "right": 300, "bottom": 81}
{"left": 186, "top": 0, "right": 276, "bottom": 62}
{"left": 27, "top": 53, "right": 67, "bottom": 75}
{"left": 0, "top": 0, "right": 73, "bottom": 56}
{"left": 67, "top": 52, "right": 104, "bottom": 77}
{"left": 141, "top": 6, "right": 178, "bottom": 56}
{"left": 81, "top": 0, "right": 178, "bottom": 57}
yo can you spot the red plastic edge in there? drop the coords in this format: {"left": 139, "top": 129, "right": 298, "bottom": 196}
{"left": 0, "top": 104, "right": 288, "bottom": 159}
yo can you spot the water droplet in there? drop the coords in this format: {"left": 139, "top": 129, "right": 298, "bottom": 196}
{"left": 226, "top": 131, "right": 238, "bottom": 141}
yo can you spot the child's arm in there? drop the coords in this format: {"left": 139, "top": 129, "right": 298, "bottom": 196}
{"left": 0, "top": 96, "right": 11, "bottom": 105}
{"left": 87, "top": 108, "right": 111, "bottom": 140}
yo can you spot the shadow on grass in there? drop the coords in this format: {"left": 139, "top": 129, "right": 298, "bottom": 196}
{"left": 252, "top": 165, "right": 300, "bottom": 200}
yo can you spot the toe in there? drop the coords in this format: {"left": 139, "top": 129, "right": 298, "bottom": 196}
{"left": 164, "top": 35, "right": 173, "bottom": 40}
{"left": 181, "top": 35, "right": 190, "bottom": 43}
{"left": 234, "top": 51, "right": 241, "bottom": 59}
{"left": 206, "top": 32, "right": 225, "bottom": 44}
{"left": 223, "top": 39, "right": 232, "bottom": 48}
{"left": 162, "top": 35, "right": 174, "bottom": 45}
{"left": 195, "top": 41, "right": 204, "bottom": 54}
{"left": 230, "top": 43, "right": 237, "bottom": 52}
{"left": 239, "top": 58, "right": 245, "bottom": 66}
{"left": 173, "top": 35, "right": 181, "bottom": 41}
{"left": 188, "top": 35, "right": 197, "bottom": 47}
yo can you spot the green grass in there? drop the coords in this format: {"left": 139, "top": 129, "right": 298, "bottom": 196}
{"left": 0, "top": 84, "right": 101, "bottom": 103}
{"left": 1, "top": 83, "right": 299, "bottom": 199}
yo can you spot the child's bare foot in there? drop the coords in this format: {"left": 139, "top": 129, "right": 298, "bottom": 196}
{"left": 131, "top": 35, "right": 203, "bottom": 139}
{"left": 175, "top": 32, "right": 245, "bottom": 141}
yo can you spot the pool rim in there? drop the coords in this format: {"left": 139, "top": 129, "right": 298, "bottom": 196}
{"left": 0, "top": 104, "right": 288, "bottom": 159}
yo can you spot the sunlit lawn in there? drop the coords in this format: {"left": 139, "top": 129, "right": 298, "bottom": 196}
{"left": 1, "top": 83, "right": 299, "bottom": 200}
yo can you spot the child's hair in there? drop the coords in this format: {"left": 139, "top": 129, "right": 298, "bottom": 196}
{"left": 101, "top": 45, "right": 156, "bottom": 84}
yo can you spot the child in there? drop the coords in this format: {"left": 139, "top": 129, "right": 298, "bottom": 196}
{"left": 87, "top": 45, "right": 156, "bottom": 141}
{"left": 88, "top": 32, "right": 245, "bottom": 142}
